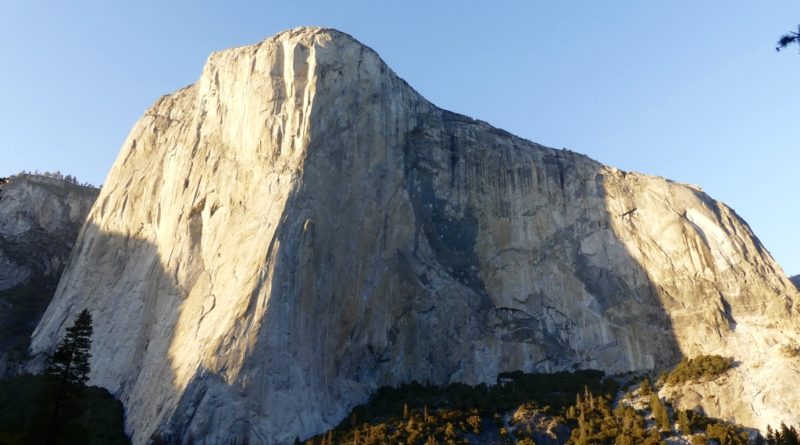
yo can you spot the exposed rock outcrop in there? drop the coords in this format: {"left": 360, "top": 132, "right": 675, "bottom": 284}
{"left": 30, "top": 28, "right": 800, "bottom": 444}
{"left": 791, "top": 275, "right": 799, "bottom": 291}
{"left": 0, "top": 174, "right": 97, "bottom": 376}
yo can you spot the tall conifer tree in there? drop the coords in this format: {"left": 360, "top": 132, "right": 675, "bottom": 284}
{"left": 47, "top": 309, "right": 93, "bottom": 386}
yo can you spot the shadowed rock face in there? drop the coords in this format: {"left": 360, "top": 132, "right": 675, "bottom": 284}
{"left": 0, "top": 174, "right": 97, "bottom": 375}
{"left": 0, "top": 175, "right": 98, "bottom": 290}
{"left": 30, "top": 27, "right": 800, "bottom": 444}
{"left": 792, "top": 275, "right": 800, "bottom": 291}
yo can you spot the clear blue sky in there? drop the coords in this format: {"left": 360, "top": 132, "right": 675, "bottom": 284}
{"left": 2, "top": 1, "right": 798, "bottom": 275}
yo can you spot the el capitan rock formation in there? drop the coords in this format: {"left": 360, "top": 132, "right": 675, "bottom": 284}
{"left": 30, "top": 28, "right": 800, "bottom": 444}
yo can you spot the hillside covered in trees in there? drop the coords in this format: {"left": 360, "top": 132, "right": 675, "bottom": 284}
{"left": 300, "top": 357, "right": 779, "bottom": 445}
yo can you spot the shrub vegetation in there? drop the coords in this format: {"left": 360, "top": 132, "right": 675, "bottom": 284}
{"left": 664, "top": 355, "right": 734, "bottom": 386}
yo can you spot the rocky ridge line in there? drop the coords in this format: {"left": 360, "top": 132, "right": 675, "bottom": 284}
{"left": 0, "top": 173, "right": 98, "bottom": 376}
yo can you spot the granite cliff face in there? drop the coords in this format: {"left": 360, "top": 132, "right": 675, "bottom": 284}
{"left": 0, "top": 174, "right": 98, "bottom": 375}
{"left": 30, "top": 28, "right": 800, "bottom": 444}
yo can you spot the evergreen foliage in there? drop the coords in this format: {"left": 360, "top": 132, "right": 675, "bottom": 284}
{"left": 664, "top": 355, "right": 734, "bottom": 386}
{"left": 649, "top": 394, "right": 670, "bottom": 433}
{"left": 305, "top": 370, "right": 615, "bottom": 445}
{"left": 704, "top": 422, "right": 749, "bottom": 445}
{"left": 346, "top": 369, "right": 616, "bottom": 425}
{"left": 298, "top": 371, "right": 756, "bottom": 445}
{"left": 0, "top": 374, "right": 129, "bottom": 445}
{"left": 566, "top": 388, "right": 662, "bottom": 445}
{"left": 302, "top": 369, "right": 754, "bottom": 445}
{"left": 43, "top": 309, "right": 95, "bottom": 443}
{"left": 678, "top": 410, "right": 692, "bottom": 435}
{"left": 47, "top": 309, "right": 93, "bottom": 387}
{"left": 12, "top": 170, "right": 96, "bottom": 188}
{"left": 639, "top": 377, "right": 652, "bottom": 396}
{"left": 765, "top": 423, "right": 800, "bottom": 445}
{"left": 777, "top": 25, "right": 800, "bottom": 52}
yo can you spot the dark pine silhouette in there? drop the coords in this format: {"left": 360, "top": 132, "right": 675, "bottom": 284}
{"left": 765, "top": 423, "right": 800, "bottom": 445}
{"left": 47, "top": 309, "right": 93, "bottom": 386}
{"left": 777, "top": 25, "right": 800, "bottom": 52}
{"left": 46, "top": 309, "right": 93, "bottom": 444}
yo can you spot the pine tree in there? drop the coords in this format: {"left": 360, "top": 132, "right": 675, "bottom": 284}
{"left": 615, "top": 435, "right": 634, "bottom": 445}
{"left": 777, "top": 25, "right": 800, "bottom": 52}
{"left": 678, "top": 410, "right": 692, "bottom": 435}
{"left": 444, "top": 423, "right": 456, "bottom": 441}
{"left": 766, "top": 425, "right": 775, "bottom": 445}
{"left": 640, "top": 377, "right": 652, "bottom": 396}
{"left": 47, "top": 309, "right": 93, "bottom": 386}
{"left": 45, "top": 309, "right": 93, "bottom": 444}
{"left": 790, "top": 425, "right": 800, "bottom": 445}
{"left": 650, "top": 394, "right": 670, "bottom": 433}
{"left": 779, "top": 423, "right": 800, "bottom": 445}
{"left": 584, "top": 385, "right": 595, "bottom": 410}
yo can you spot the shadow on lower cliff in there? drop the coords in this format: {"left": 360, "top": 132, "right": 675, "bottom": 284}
{"left": 397, "top": 111, "right": 684, "bottom": 374}
{"left": 30, "top": 221, "right": 187, "bottom": 445}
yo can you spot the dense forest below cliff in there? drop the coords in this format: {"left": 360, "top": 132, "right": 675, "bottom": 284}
{"left": 302, "top": 359, "right": 760, "bottom": 445}
{"left": 2, "top": 355, "right": 798, "bottom": 445}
